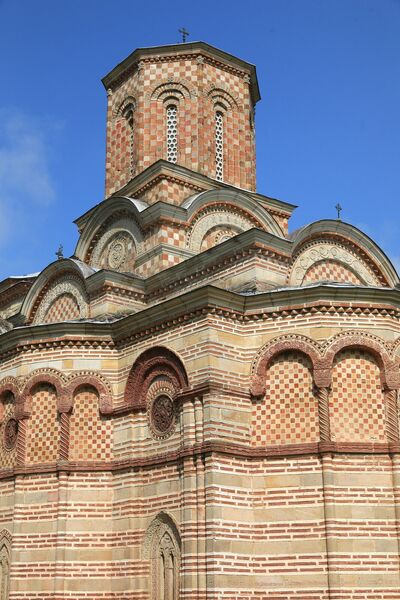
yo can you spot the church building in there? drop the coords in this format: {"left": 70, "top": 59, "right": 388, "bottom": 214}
{"left": 0, "top": 40, "right": 400, "bottom": 600}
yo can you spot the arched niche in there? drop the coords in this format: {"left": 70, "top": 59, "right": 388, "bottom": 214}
{"left": 143, "top": 513, "right": 181, "bottom": 600}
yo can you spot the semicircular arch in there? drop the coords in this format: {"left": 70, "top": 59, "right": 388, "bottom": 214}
{"left": 124, "top": 346, "right": 189, "bottom": 411}
{"left": 74, "top": 196, "right": 144, "bottom": 265}
{"left": 250, "top": 335, "right": 323, "bottom": 397}
{"left": 289, "top": 220, "right": 398, "bottom": 287}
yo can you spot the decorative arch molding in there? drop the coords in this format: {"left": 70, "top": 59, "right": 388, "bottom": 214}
{"left": 0, "top": 378, "right": 20, "bottom": 404}
{"left": 0, "top": 529, "right": 11, "bottom": 600}
{"left": 34, "top": 276, "right": 88, "bottom": 324}
{"left": 124, "top": 346, "right": 189, "bottom": 410}
{"left": 142, "top": 512, "right": 181, "bottom": 600}
{"left": 250, "top": 335, "right": 323, "bottom": 397}
{"left": 289, "top": 220, "right": 399, "bottom": 287}
{"left": 20, "top": 259, "right": 93, "bottom": 325}
{"left": 66, "top": 372, "right": 113, "bottom": 415}
{"left": 142, "top": 511, "right": 181, "bottom": 559}
{"left": 21, "top": 369, "right": 68, "bottom": 415}
{"left": 389, "top": 336, "right": 400, "bottom": 362}
{"left": 205, "top": 84, "right": 240, "bottom": 110}
{"left": 114, "top": 95, "right": 137, "bottom": 118}
{"left": 0, "top": 378, "right": 20, "bottom": 424}
{"left": 289, "top": 241, "right": 378, "bottom": 287}
{"left": 250, "top": 330, "right": 399, "bottom": 395}
{"left": 184, "top": 189, "right": 284, "bottom": 240}
{"left": 74, "top": 197, "right": 145, "bottom": 264}
{"left": 0, "top": 530, "right": 11, "bottom": 548}
{"left": 322, "top": 331, "right": 399, "bottom": 389}
{"left": 149, "top": 80, "right": 192, "bottom": 102}
{"left": 188, "top": 208, "right": 253, "bottom": 253}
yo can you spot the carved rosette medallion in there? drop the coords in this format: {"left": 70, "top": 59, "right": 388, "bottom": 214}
{"left": 149, "top": 394, "right": 176, "bottom": 439}
{"left": 3, "top": 418, "right": 18, "bottom": 451}
{"left": 108, "top": 236, "right": 127, "bottom": 269}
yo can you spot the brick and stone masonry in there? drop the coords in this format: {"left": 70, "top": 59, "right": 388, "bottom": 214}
{"left": 0, "top": 40, "right": 400, "bottom": 600}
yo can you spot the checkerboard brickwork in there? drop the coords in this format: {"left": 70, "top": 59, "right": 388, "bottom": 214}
{"left": 252, "top": 351, "right": 319, "bottom": 446}
{"left": 69, "top": 386, "right": 112, "bottom": 461}
{"left": 302, "top": 259, "right": 362, "bottom": 285}
{"left": 136, "top": 251, "right": 183, "bottom": 277}
{"left": 105, "top": 48, "right": 256, "bottom": 196}
{"left": 143, "top": 226, "right": 186, "bottom": 252}
{"left": 0, "top": 395, "right": 17, "bottom": 468}
{"left": 329, "top": 349, "right": 386, "bottom": 442}
{"left": 44, "top": 293, "right": 80, "bottom": 323}
{"left": 25, "top": 384, "right": 60, "bottom": 464}
{"left": 138, "top": 178, "right": 203, "bottom": 206}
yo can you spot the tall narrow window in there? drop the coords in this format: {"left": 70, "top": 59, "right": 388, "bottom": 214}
{"left": 122, "top": 103, "right": 135, "bottom": 176}
{"left": 146, "top": 515, "right": 181, "bottom": 600}
{"left": 166, "top": 105, "right": 178, "bottom": 163}
{"left": 0, "top": 543, "right": 10, "bottom": 600}
{"left": 215, "top": 111, "right": 224, "bottom": 181}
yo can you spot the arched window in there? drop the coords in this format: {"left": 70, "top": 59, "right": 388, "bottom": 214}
{"left": 144, "top": 513, "right": 181, "bottom": 600}
{"left": 0, "top": 537, "right": 11, "bottom": 600}
{"left": 122, "top": 102, "right": 135, "bottom": 176}
{"left": 166, "top": 104, "right": 178, "bottom": 163}
{"left": 215, "top": 110, "right": 224, "bottom": 181}
{"left": 157, "top": 530, "right": 178, "bottom": 600}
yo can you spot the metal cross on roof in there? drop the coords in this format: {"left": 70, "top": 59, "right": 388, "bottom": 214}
{"left": 179, "top": 27, "right": 189, "bottom": 43}
{"left": 335, "top": 203, "right": 342, "bottom": 220}
{"left": 55, "top": 244, "right": 64, "bottom": 260}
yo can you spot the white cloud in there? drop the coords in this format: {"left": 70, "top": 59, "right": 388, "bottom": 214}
{"left": 0, "top": 109, "right": 57, "bottom": 246}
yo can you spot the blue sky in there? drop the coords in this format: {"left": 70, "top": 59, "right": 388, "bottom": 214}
{"left": 0, "top": 0, "right": 399, "bottom": 279}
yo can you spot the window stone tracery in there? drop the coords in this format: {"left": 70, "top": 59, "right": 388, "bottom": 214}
{"left": 215, "top": 110, "right": 224, "bottom": 181}
{"left": 0, "top": 532, "right": 11, "bottom": 600}
{"left": 144, "top": 515, "right": 181, "bottom": 600}
{"left": 166, "top": 104, "right": 178, "bottom": 163}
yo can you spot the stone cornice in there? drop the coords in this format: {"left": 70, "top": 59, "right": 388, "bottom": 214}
{"left": 1, "top": 440, "right": 399, "bottom": 480}
{"left": 144, "top": 228, "right": 292, "bottom": 299}
{"left": 74, "top": 161, "right": 296, "bottom": 229}
{"left": 1, "top": 284, "right": 400, "bottom": 362}
{"left": 101, "top": 41, "right": 261, "bottom": 104}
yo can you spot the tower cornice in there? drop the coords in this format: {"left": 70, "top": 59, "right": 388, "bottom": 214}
{"left": 102, "top": 41, "right": 261, "bottom": 104}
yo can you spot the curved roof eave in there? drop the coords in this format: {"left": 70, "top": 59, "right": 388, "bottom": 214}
{"left": 183, "top": 188, "right": 285, "bottom": 238}
{"left": 19, "top": 258, "right": 93, "bottom": 323}
{"left": 290, "top": 219, "right": 399, "bottom": 286}
{"left": 74, "top": 195, "right": 146, "bottom": 261}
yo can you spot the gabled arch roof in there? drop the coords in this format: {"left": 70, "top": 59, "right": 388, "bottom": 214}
{"left": 74, "top": 196, "right": 146, "bottom": 262}
{"left": 182, "top": 188, "right": 285, "bottom": 237}
{"left": 19, "top": 258, "right": 94, "bottom": 324}
{"left": 290, "top": 219, "right": 399, "bottom": 287}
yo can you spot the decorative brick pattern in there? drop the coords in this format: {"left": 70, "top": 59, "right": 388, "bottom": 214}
{"left": 105, "top": 49, "right": 256, "bottom": 196}
{"left": 98, "top": 232, "right": 136, "bottom": 272}
{"left": 25, "top": 384, "right": 59, "bottom": 464}
{"left": 69, "top": 386, "right": 112, "bottom": 461}
{"left": 302, "top": 259, "right": 362, "bottom": 285}
{"left": 43, "top": 293, "right": 80, "bottom": 323}
{"left": 252, "top": 351, "right": 319, "bottom": 445}
{"left": 0, "top": 395, "right": 17, "bottom": 468}
{"left": 330, "top": 349, "right": 386, "bottom": 442}
{"left": 200, "top": 226, "right": 238, "bottom": 251}
{"left": 136, "top": 251, "right": 183, "bottom": 277}
{"left": 136, "top": 176, "right": 204, "bottom": 206}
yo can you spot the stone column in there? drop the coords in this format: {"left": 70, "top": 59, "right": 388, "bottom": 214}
{"left": 385, "top": 388, "right": 399, "bottom": 444}
{"left": 316, "top": 386, "right": 331, "bottom": 443}
{"left": 314, "top": 373, "right": 333, "bottom": 598}
{"left": 385, "top": 388, "right": 400, "bottom": 559}
{"left": 58, "top": 411, "right": 70, "bottom": 461}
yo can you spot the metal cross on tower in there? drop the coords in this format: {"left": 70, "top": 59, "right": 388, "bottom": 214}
{"left": 179, "top": 27, "right": 189, "bottom": 43}
{"left": 335, "top": 203, "right": 342, "bottom": 220}
{"left": 55, "top": 244, "right": 64, "bottom": 260}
